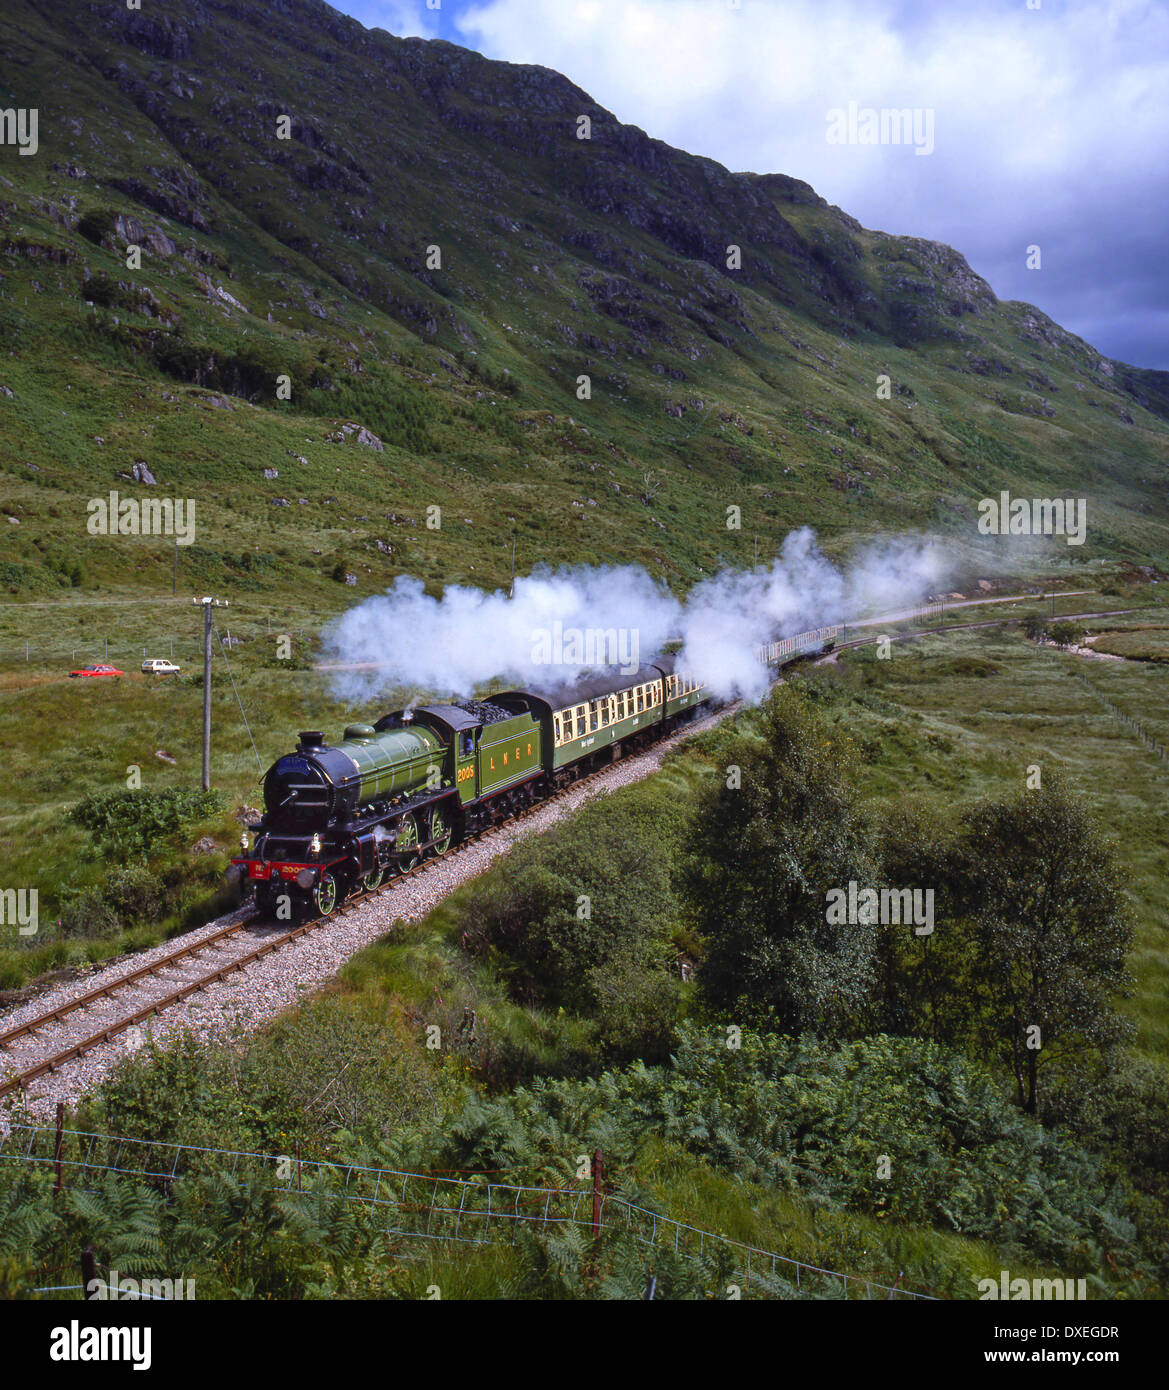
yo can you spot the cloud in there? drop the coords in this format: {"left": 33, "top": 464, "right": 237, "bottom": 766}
{"left": 432, "top": 0, "right": 1169, "bottom": 368}
{"left": 341, "top": 0, "right": 441, "bottom": 40}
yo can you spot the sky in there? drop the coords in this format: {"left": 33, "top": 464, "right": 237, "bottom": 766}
{"left": 336, "top": 0, "right": 1169, "bottom": 370}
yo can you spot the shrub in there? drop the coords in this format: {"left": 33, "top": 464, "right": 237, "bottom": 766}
{"left": 69, "top": 788, "right": 224, "bottom": 855}
{"left": 457, "top": 782, "right": 685, "bottom": 1059}
{"left": 58, "top": 863, "right": 169, "bottom": 938}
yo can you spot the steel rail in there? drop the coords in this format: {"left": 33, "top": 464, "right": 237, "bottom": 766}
{"left": 0, "top": 727, "right": 678, "bottom": 1100}
{"left": 3, "top": 607, "right": 1137, "bottom": 1100}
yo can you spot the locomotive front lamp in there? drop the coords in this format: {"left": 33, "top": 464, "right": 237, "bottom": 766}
{"left": 310, "top": 833, "right": 322, "bottom": 855}
{"left": 240, "top": 832, "right": 249, "bottom": 852}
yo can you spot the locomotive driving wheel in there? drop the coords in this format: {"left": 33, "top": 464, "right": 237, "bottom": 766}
{"left": 314, "top": 872, "right": 338, "bottom": 917}
{"left": 395, "top": 814, "right": 420, "bottom": 871}
{"left": 361, "top": 867, "right": 385, "bottom": 892}
{"left": 429, "top": 806, "right": 453, "bottom": 856}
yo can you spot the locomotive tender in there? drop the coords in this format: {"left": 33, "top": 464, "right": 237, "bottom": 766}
{"left": 233, "top": 627, "right": 839, "bottom": 918}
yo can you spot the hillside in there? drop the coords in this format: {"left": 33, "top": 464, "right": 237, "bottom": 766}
{"left": 1, "top": 0, "right": 1168, "bottom": 612}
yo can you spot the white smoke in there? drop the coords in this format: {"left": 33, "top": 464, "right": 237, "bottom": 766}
{"left": 678, "top": 529, "right": 945, "bottom": 700}
{"left": 321, "top": 529, "right": 944, "bottom": 704}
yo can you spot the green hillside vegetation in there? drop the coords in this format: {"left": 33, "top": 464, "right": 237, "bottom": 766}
{"left": 0, "top": 0, "right": 1167, "bottom": 614}
{"left": 5, "top": 639, "right": 1165, "bottom": 1298}
{"left": 3, "top": 0, "right": 1169, "bottom": 1301}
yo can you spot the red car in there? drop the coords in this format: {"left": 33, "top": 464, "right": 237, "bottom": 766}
{"left": 69, "top": 664, "right": 124, "bottom": 678}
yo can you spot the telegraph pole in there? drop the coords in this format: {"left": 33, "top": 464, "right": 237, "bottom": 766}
{"left": 193, "top": 596, "right": 229, "bottom": 790}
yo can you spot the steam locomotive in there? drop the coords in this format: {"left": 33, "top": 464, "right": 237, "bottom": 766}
{"left": 232, "top": 627, "right": 839, "bottom": 918}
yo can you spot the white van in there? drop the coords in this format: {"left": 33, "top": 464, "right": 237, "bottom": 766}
{"left": 142, "top": 658, "right": 181, "bottom": 674}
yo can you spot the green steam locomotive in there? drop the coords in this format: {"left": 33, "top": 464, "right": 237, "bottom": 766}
{"left": 232, "top": 628, "right": 838, "bottom": 918}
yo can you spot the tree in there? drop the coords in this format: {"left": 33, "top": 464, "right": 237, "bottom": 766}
{"left": 952, "top": 777, "right": 1134, "bottom": 1113}
{"left": 687, "top": 686, "right": 879, "bottom": 1035}
{"left": 871, "top": 802, "right": 971, "bottom": 1043}
{"left": 1049, "top": 620, "right": 1084, "bottom": 648}
{"left": 1022, "top": 612, "right": 1047, "bottom": 641}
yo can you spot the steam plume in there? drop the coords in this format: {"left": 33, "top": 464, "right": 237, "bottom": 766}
{"left": 321, "top": 528, "right": 943, "bottom": 704}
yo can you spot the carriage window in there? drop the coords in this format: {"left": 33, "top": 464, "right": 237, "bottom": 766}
{"left": 635, "top": 687, "right": 644, "bottom": 712}
{"left": 553, "top": 715, "right": 562, "bottom": 744}
{"left": 576, "top": 706, "right": 587, "bottom": 737}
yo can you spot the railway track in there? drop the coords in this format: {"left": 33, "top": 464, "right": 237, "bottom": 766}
{"left": 828, "top": 607, "right": 1142, "bottom": 655}
{"left": 0, "top": 748, "right": 670, "bottom": 1102}
{"left": 0, "top": 604, "right": 1140, "bottom": 1103}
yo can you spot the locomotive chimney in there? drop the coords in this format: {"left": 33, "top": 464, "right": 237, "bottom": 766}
{"left": 297, "top": 730, "right": 325, "bottom": 750}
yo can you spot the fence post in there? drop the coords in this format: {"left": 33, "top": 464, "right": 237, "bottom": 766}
{"left": 591, "top": 1147, "right": 603, "bottom": 1245}
{"left": 54, "top": 1102, "right": 64, "bottom": 1197}
{"left": 296, "top": 1141, "right": 302, "bottom": 1192}
{"left": 80, "top": 1247, "right": 98, "bottom": 1300}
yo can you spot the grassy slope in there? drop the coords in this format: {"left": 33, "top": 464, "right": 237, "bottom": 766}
{"left": 1, "top": 0, "right": 1166, "bottom": 1299}
{"left": 0, "top": 0, "right": 1166, "bottom": 618}
{"left": 257, "top": 622, "right": 1169, "bottom": 1296}
{"left": 803, "top": 628, "right": 1169, "bottom": 1062}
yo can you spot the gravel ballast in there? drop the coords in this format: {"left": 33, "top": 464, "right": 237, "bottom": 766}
{"left": 1, "top": 705, "right": 737, "bottom": 1120}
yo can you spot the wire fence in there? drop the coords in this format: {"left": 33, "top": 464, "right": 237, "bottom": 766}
{"left": 1066, "top": 667, "right": 1169, "bottom": 764}
{"left": 0, "top": 1120, "right": 935, "bottom": 1300}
